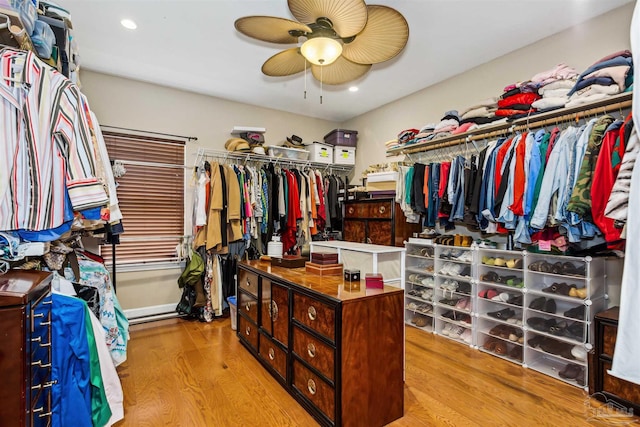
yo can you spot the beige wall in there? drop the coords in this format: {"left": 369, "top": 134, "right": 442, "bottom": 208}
{"left": 82, "top": 3, "right": 633, "bottom": 313}
{"left": 342, "top": 2, "right": 634, "bottom": 181}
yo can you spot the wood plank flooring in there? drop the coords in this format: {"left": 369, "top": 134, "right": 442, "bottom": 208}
{"left": 114, "top": 317, "right": 640, "bottom": 426}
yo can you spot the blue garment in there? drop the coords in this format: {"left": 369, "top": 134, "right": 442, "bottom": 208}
{"left": 530, "top": 127, "right": 579, "bottom": 230}
{"left": 524, "top": 130, "right": 546, "bottom": 216}
{"left": 51, "top": 293, "right": 93, "bottom": 427}
{"left": 571, "top": 76, "right": 616, "bottom": 93}
{"left": 80, "top": 206, "right": 103, "bottom": 221}
{"left": 16, "top": 190, "right": 74, "bottom": 242}
{"left": 478, "top": 138, "right": 505, "bottom": 227}
{"left": 448, "top": 156, "right": 466, "bottom": 221}
{"left": 567, "top": 55, "right": 634, "bottom": 96}
{"left": 567, "top": 119, "right": 597, "bottom": 228}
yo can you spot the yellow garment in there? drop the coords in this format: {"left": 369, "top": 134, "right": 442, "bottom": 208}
{"left": 224, "top": 164, "right": 243, "bottom": 242}
{"left": 193, "top": 163, "right": 224, "bottom": 250}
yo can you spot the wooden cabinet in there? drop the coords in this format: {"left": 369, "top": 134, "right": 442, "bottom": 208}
{"left": 236, "top": 260, "right": 404, "bottom": 427}
{"left": 0, "top": 270, "right": 53, "bottom": 427}
{"left": 342, "top": 198, "right": 421, "bottom": 247}
{"left": 590, "top": 307, "right": 640, "bottom": 413}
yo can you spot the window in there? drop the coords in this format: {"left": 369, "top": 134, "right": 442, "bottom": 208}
{"left": 101, "top": 131, "right": 185, "bottom": 266}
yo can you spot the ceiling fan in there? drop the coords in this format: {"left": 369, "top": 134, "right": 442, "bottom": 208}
{"left": 234, "top": 0, "right": 409, "bottom": 86}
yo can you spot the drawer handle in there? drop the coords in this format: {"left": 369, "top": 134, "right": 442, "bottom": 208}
{"left": 246, "top": 278, "right": 253, "bottom": 288}
{"left": 40, "top": 321, "right": 51, "bottom": 326}
{"left": 379, "top": 205, "right": 386, "bottom": 214}
{"left": 348, "top": 207, "right": 355, "bottom": 215}
{"left": 307, "top": 379, "right": 317, "bottom": 395}
{"left": 308, "top": 306, "right": 317, "bottom": 321}
{"left": 307, "top": 343, "right": 316, "bottom": 358}
{"left": 268, "top": 347, "right": 275, "bottom": 360}
{"left": 245, "top": 326, "right": 251, "bottom": 336}
{"left": 39, "top": 412, "right": 52, "bottom": 418}
{"left": 271, "top": 301, "right": 279, "bottom": 321}
{"left": 42, "top": 300, "right": 52, "bottom": 305}
{"left": 245, "top": 303, "right": 251, "bottom": 312}
{"left": 32, "top": 337, "right": 41, "bottom": 343}
{"left": 33, "top": 313, "right": 44, "bottom": 318}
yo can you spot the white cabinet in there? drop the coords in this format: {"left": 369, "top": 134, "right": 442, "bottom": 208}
{"left": 404, "top": 239, "right": 436, "bottom": 332}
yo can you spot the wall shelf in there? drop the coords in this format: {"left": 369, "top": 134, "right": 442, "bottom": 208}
{"left": 387, "top": 92, "right": 633, "bottom": 156}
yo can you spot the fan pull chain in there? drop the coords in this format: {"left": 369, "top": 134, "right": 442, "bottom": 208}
{"left": 304, "top": 60, "right": 307, "bottom": 99}
{"left": 320, "top": 66, "right": 323, "bottom": 104}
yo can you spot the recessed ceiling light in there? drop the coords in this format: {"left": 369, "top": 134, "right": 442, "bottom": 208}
{"left": 349, "top": 86, "right": 358, "bottom": 92}
{"left": 121, "top": 19, "right": 137, "bottom": 30}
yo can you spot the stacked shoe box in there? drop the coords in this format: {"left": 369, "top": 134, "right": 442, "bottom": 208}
{"left": 404, "top": 238, "right": 623, "bottom": 389}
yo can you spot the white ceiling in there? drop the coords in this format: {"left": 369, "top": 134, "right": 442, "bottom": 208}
{"left": 57, "top": 0, "right": 632, "bottom": 122}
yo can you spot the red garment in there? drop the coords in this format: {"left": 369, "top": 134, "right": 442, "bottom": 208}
{"left": 591, "top": 126, "right": 625, "bottom": 246}
{"left": 495, "top": 108, "right": 536, "bottom": 117}
{"left": 545, "top": 127, "right": 561, "bottom": 163}
{"left": 438, "top": 162, "right": 451, "bottom": 218}
{"left": 509, "top": 133, "right": 528, "bottom": 215}
{"left": 423, "top": 165, "right": 430, "bottom": 209}
{"left": 281, "top": 171, "right": 301, "bottom": 253}
{"left": 497, "top": 92, "right": 541, "bottom": 108}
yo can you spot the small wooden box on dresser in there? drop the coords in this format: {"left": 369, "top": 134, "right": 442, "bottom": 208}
{"left": 236, "top": 260, "right": 405, "bottom": 427}
{"left": 342, "top": 198, "right": 421, "bottom": 247}
{"left": 590, "top": 306, "right": 640, "bottom": 413}
{"left": 0, "top": 270, "right": 53, "bottom": 427}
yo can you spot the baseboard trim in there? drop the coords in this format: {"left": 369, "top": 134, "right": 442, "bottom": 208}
{"left": 124, "top": 303, "right": 178, "bottom": 323}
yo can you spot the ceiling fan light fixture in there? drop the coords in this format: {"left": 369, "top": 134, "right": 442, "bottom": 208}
{"left": 300, "top": 37, "right": 342, "bottom": 66}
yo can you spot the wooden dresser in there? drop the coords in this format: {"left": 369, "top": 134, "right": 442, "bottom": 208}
{"left": 590, "top": 306, "right": 640, "bottom": 413}
{"left": 342, "top": 198, "right": 421, "bottom": 247}
{"left": 236, "top": 260, "right": 405, "bottom": 427}
{"left": 0, "top": 270, "right": 53, "bottom": 427}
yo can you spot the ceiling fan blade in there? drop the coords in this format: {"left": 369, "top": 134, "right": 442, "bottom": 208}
{"left": 288, "top": 0, "right": 367, "bottom": 38}
{"left": 342, "top": 5, "right": 409, "bottom": 65}
{"left": 235, "top": 16, "right": 312, "bottom": 44}
{"left": 311, "top": 56, "right": 371, "bottom": 85}
{"left": 262, "top": 48, "right": 308, "bottom": 76}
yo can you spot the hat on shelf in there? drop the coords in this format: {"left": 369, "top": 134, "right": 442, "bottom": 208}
{"left": 441, "top": 110, "right": 460, "bottom": 122}
{"left": 225, "top": 137, "right": 251, "bottom": 152}
{"left": 252, "top": 146, "right": 266, "bottom": 155}
{"left": 283, "top": 134, "right": 305, "bottom": 148}
{"left": 241, "top": 132, "right": 265, "bottom": 145}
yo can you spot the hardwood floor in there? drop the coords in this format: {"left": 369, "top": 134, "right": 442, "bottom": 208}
{"left": 114, "top": 317, "right": 640, "bottom": 427}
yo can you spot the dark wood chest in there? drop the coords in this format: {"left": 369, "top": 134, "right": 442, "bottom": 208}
{"left": 342, "top": 198, "right": 421, "bottom": 247}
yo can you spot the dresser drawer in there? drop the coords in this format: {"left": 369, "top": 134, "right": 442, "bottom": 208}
{"left": 238, "top": 268, "right": 259, "bottom": 297}
{"left": 259, "top": 332, "right": 287, "bottom": 382}
{"left": 293, "top": 359, "right": 335, "bottom": 423}
{"left": 261, "top": 279, "right": 289, "bottom": 346}
{"left": 603, "top": 323, "right": 617, "bottom": 358}
{"left": 239, "top": 290, "right": 259, "bottom": 324}
{"left": 293, "top": 326, "right": 335, "bottom": 382}
{"left": 293, "top": 293, "right": 335, "bottom": 342}
{"left": 238, "top": 315, "right": 259, "bottom": 351}
{"left": 367, "top": 201, "right": 393, "bottom": 218}
{"left": 602, "top": 360, "right": 640, "bottom": 406}
{"left": 344, "top": 202, "right": 367, "bottom": 218}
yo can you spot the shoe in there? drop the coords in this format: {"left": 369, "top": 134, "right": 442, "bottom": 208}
{"left": 488, "top": 308, "right": 516, "bottom": 320}
{"left": 455, "top": 297, "right": 470, "bottom": 310}
{"left": 507, "top": 294, "right": 523, "bottom": 306}
{"left": 571, "top": 345, "right": 587, "bottom": 361}
{"left": 563, "top": 322, "right": 584, "bottom": 341}
{"left": 489, "top": 324, "right": 509, "bottom": 338}
{"left": 478, "top": 288, "right": 498, "bottom": 299}
{"left": 449, "top": 326, "right": 465, "bottom": 338}
{"left": 481, "top": 271, "right": 500, "bottom": 283}
{"left": 461, "top": 328, "right": 473, "bottom": 344}
{"left": 509, "top": 345, "right": 523, "bottom": 361}
{"left": 559, "top": 363, "right": 584, "bottom": 380}
{"left": 491, "top": 292, "right": 511, "bottom": 302}
{"left": 550, "top": 262, "right": 564, "bottom": 275}
{"left": 527, "top": 317, "right": 556, "bottom": 332}
{"left": 494, "top": 341, "right": 508, "bottom": 355}
{"left": 529, "top": 260, "right": 551, "bottom": 272}
{"left": 529, "top": 296, "right": 546, "bottom": 311}
{"left": 413, "top": 316, "right": 429, "bottom": 327}
{"left": 543, "top": 298, "right": 557, "bottom": 314}
{"left": 484, "top": 337, "right": 498, "bottom": 351}
{"left": 542, "top": 282, "right": 574, "bottom": 296}
{"left": 528, "top": 335, "right": 546, "bottom": 348}
{"left": 457, "top": 282, "right": 471, "bottom": 294}
{"left": 457, "top": 251, "right": 473, "bottom": 263}
{"left": 508, "top": 328, "right": 523, "bottom": 342}
{"left": 494, "top": 257, "right": 506, "bottom": 267}
{"left": 564, "top": 305, "right": 585, "bottom": 320}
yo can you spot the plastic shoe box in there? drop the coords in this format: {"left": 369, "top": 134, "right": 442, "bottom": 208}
{"left": 324, "top": 129, "right": 358, "bottom": 147}
{"left": 268, "top": 145, "right": 310, "bottom": 161}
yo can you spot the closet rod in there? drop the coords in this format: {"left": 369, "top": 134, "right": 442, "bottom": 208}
{"left": 101, "top": 125, "right": 198, "bottom": 142}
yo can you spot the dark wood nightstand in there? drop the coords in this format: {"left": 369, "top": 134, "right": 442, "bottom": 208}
{"left": 590, "top": 306, "right": 640, "bottom": 413}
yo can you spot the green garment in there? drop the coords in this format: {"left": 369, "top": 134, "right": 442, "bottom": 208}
{"left": 85, "top": 307, "right": 112, "bottom": 427}
{"left": 567, "top": 115, "right": 615, "bottom": 220}
{"left": 531, "top": 131, "right": 551, "bottom": 210}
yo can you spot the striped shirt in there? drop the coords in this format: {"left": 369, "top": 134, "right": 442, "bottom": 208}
{"left": 0, "top": 49, "right": 108, "bottom": 232}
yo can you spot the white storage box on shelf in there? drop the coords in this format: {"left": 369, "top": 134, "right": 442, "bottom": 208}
{"left": 433, "top": 244, "right": 476, "bottom": 346}
{"left": 366, "top": 171, "right": 398, "bottom": 192}
{"left": 308, "top": 142, "right": 333, "bottom": 164}
{"left": 267, "top": 145, "right": 309, "bottom": 161}
{"left": 333, "top": 146, "right": 356, "bottom": 165}
{"left": 476, "top": 248, "right": 527, "bottom": 364}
